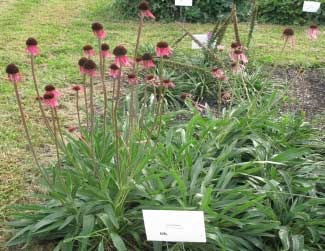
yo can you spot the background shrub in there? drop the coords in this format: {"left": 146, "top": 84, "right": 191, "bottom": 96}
{"left": 113, "top": 0, "right": 325, "bottom": 25}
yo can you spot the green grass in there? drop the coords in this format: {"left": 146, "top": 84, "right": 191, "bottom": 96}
{"left": 0, "top": 0, "right": 324, "bottom": 243}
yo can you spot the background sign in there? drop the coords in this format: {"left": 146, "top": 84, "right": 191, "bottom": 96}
{"left": 143, "top": 210, "right": 206, "bottom": 243}
{"left": 303, "top": 1, "right": 321, "bottom": 12}
{"left": 175, "top": 0, "right": 193, "bottom": 6}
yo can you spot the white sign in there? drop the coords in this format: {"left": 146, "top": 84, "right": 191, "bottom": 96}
{"left": 142, "top": 210, "right": 206, "bottom": 243}
{"left": 192, "top": 34, "right": 209, "bottom": 49}
{"left": 303, "top": 1, "right": 321, "bottom": 12}
{"left": 175, "top": 0, "right": 193, "bottom": 6}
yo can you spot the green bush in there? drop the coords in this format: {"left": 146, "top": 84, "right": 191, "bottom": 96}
{"left": 258, "top": 0, "right": 325, "bottom": 25}
{"left": 113, "top": 0, "right": 325, "bottom": 25}
{"left": 114, "top": 0, "right": 251, "bottom": 22}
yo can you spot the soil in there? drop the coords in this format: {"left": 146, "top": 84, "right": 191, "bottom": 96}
{"left": 273, "top": 67, "right": 325, "bottom": 129}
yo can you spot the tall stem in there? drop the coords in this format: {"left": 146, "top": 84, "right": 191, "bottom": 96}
{"left": 13, "top": 80, "right": 44, "bottom": 173}
{"left": 82, "top": 74, "right": 89, "bottom": 130}
{"left": 111, "top": 78, "right": 116, "bottom": 121}
{"left": 54, "top": 108, "right": 66, "bottom": 150}
{"left": 76, "top": 92, "right": 82, "bottom": 131}
{"left": 98, "top": 39, "right": 107, "bottom": 135}
{"left": 89, "top": 76, "right": 95, "bottom": 157}
{"left": 113, "top": 66, "right": 123, "bottom": 181}
{"left": 247, "top": 0, "right": 258, "bottom": 49}
{"left": 133, "top": 14, "right": 144, "bottom": 72}
{"left": 30, "top": 56, "right": 53, "bottom": 135}
{"left": 51, "top": 109, "right": 61, "bottom": 168}
{"left": 232, "top": 1, "right": 241, "bottom": 44}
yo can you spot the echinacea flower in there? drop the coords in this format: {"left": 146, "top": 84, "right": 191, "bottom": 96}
{"left": 101, "top": 43, "right": 111, "bottom": 58}
{"left": 6, "top": 64, "right": 22, "bottom": 83}
{"left": 212, "top": 68, "right": 226, "bottom": 80}
{"left": 127, "top": 73, "right": 139, "bottom": 85}
{"left": 45, "top": 84, "right": 62, "bottom": 98}
{"left": 78, "top": 57, "right": 88, "bottom": 74}
{"left": 84, "top": 59, "right": 97, "bottom": 77}
{"left": 307, "top": 25, "right": 319, "bottom": 40}
{"left": 109, "top": 64, "right": 120, "bottom": 78}
{"left": 26, "top": 37, "right": 40, "bottom": 56}
{"left": 43, "top": 92, "right": 58, "bottom": 108}
{"left": 138, "top": 1, "right": 155, "bottom": 19}
{"left": 156, "top": 41, "right": 172, "bottom": 57}
{"left": 231, "top": 42, "right": 242, "bottom": 51}
{"left": 113, "top": 45, "right": 131, "bottom": 67}
{"left": 283, "top": 28, "right": 295, "bottom": 46}
{"left": 83, "top": 45, "right": 96, "bottom": 57}
{"left": 72, "top": 85, "right": 84, "bottom": 92}
{"left": 145, "top": 74, "right": 157, "bottom": 85}
{"left": 92, "top": 22, "right": 106, "bottom": 40}
{"left": 142, "top": 52, "right": 155, "bottom": 68}
{"left": 162, "top": 79, "right": 175, "bottom": 88}
{"left": 230, "top": 49, "right": 248, "bottom": 64}
{"left": 231, "top": 62, "right": 245, "bottom": 75}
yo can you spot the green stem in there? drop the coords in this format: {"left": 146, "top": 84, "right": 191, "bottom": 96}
{"left": 82, "top": 74, "right": 89, "bottom": 130}
{"left": 76, "top": 92, "right": 82, "bottom": 131}
{"left": 51, "top": 108, "right": 61, "bottom": 168}
{"left": 98, "top": 39, "right": 107, "bottom": 135}
{"left": 89, "top": 76, "right": 95, "bottom": 157}
{"left": 31, "top": 56, "right": 53, "bottom": 136}
{"left": 232, "top": 1, "right": 241, "bottom": 44}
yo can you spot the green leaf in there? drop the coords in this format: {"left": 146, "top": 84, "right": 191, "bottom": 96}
{"left": 279, "top": 227, "right": 290, "bottom": 250}
{"left": 292, "top": 235, "right": 304, "bottom": 251}
{"left": 98, "top": 241, "right": 104, "bottom": 251}
{"left": 272, "top": 148, "right": 309, "bottom": 162}
{"left": 110, "top": 232, "right": 127, "bottom": 251}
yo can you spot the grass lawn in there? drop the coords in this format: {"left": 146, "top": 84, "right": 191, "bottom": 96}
{"left": 0, "top": 0, "right": 324, "bottom": 246}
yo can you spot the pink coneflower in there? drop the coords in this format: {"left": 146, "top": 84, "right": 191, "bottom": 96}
{"left": 127, "top": 73, "right": 139, "bottom": 85}
{"left": 145, "top": 74, "right": 157, "bottom": 85}
{"left": 109, "top": 64, "right": 120, "bottom": 79}
{"left": 231, "top": 62, "right": 245, "bottom": 75}
{"left": 212, "top": 68, "right": 226, "bottom": 80}
{"left": 231, "top": 42, "right": 242, "bottom": 51}
{"left": 45, "top": 84, "right": 61, "bottom": 98}
{"left": 26, "top": 38, "right": 40, "bottom": 56}
{"left": 283, "top": 28, "right": 295, "bottom": 46}
{"left": 142, "top": 52, "right": 155, "bottom": 68}
{"left": 135, "top": 56, "right": 142, "bottom": 65}
{"left": 156, "top": 41, "right": 172, "bottom": 57}
{"left": 84, "top": 59, "right": 97, "bottom": 77}
{"left": 194, "top": 101, "right": 207, "bottom": 113}
{"left": 230, "top": 49, "right": 248, "bottom": 64}
{"left": 217, "top": 45, "right": 225, "bottom": 51}
{"left": 83, "top": 45, "right": 96, "bottom": 57}
{"left": 72, "top": 85, "right": 84, "bottom": 92}
{"left": 162, "top": 79, "right": 175, "bottom": 88}
{"left": 78, "top": 57, "right": 88, "bottom": 74}
{"left": 6, "top": 64, "right": 22, "bottom": 83}
{"left": 92, "top": 22, "right": 106, "bottom": 40}
{"left": 113, "top": 45, "right": 131, "bottom": 67}
{"left": 101, "top": 43, "right": 111, "bottom": 58}
{"left": 139, "top": 1, "right": 155, "bottom": 19}
{"left": 307, "top": 25, "right": 319, "bottom": 40}
{"left": 43, "top": 93, "right": 58, "bottom": 108}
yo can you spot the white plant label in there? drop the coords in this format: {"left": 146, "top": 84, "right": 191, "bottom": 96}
{"left": 142, "top": 210, "right": 206, "bottom": 243}
{"left": 192, "top": 34, "right": 209, "bottom": 49}
{"left": 175, "top": 0, "right": 193, "bottom": 7}
{"left": 303, "top": 1, "right": 321, "bottom": 12}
